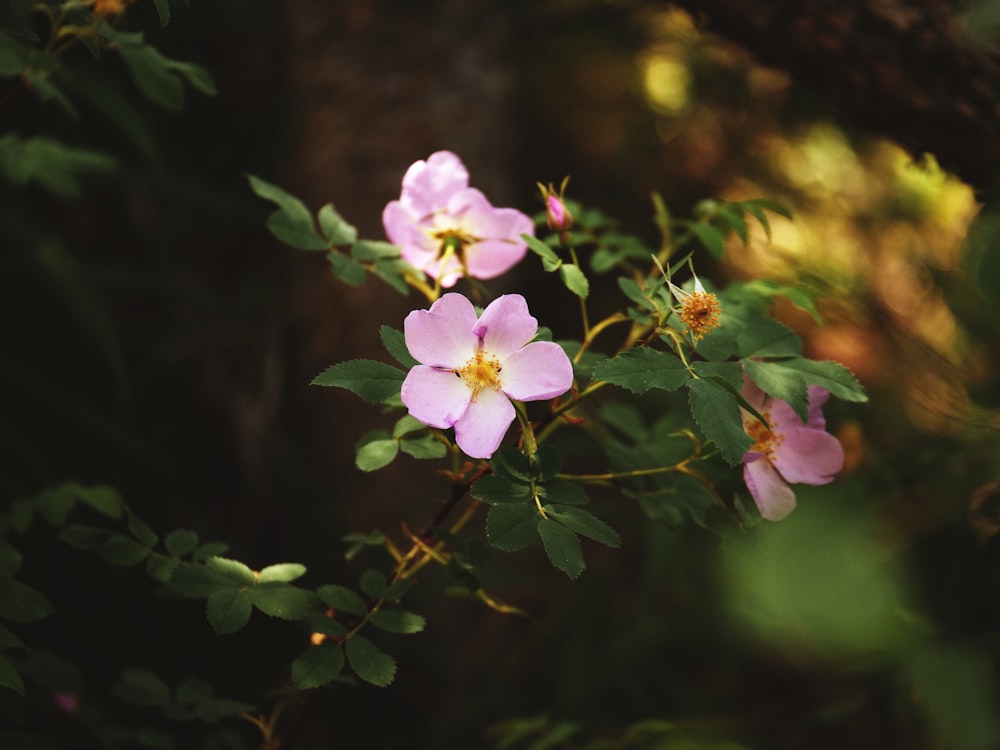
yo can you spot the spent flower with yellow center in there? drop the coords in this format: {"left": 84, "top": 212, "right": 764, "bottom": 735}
{"left": 678, "top": 288, "right": 722, "bottom": 341}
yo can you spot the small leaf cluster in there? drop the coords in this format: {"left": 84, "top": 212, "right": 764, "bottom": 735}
{"left": 474, "top": 448, "right": 620, "bottom": 580}
{"left": 112, "top": 667, "right": 253, "bottom": 723}
{"left": 247, "top": 175, "right": 416, "bottom": 293}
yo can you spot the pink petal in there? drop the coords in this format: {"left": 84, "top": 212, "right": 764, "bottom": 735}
{"left": 744, "top": 457, "right": 797, "bottom": 521}
{"left": 473, "top": 295, "right": 537, "bottom": 358}
{"left": 806, "top": 385, "right": 830, "bottom": 429}
{"left": 740, "top": 375, "right": 770, "bottom": 412}
{"left": 399, "top": 151, "right": 469, "bottom": 217}
{"left": 501, "top": 341, "right": 574, "bottom": 401}
{"left": 453, "top": 387, "right": 516, "bottom": 458}
{"left": 400, "top": 365, "right": 471, "bottom": 429}
{"left": 464, "top": 238, "right": 530, "bottom": 281}
{"left": 773, "top": 427, "right": 844, "bottom": 485}
{"left": 403, "top": 294, "right": 478, "bottom": 367}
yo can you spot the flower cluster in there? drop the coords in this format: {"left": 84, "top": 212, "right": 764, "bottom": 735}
{"left": 383, "top": 151, "right": 534, "bottom": 288}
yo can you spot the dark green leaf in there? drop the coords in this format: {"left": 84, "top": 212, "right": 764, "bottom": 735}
{"left": 472, "top": 475, "right": 532, "bottom": 505}
{"left": 592, "top": 348, "right": 691, "bottom": 394}
{"left": 146, "top": 555, "right": 178, "bottom": 584}
{"left": 76, "top": 484, "right": 123, "bottom": 519}
{"left": 736, "top": 316, "right": 802, "bottom": 359}
{"left": 127, "top": 513, "right": 159, "bottom": 547}
{"left": 742, "top": 358, "right": 809, "bottom": 422}
{"left": 311, "top": 359, "right": 405, "bottom": 403}
{"left": 359, "top": 569, "right": 386, "bottom": 598}
{"left": 258, "top": 563, "right": 306, "bottom": 584}
{"left": 0, "top": 135, "right": 115, "bottom": 197}
{"left": 537, "top": 519, "right": 585, "bottom": 579}
{"left": 0, "top": 655, "right": 24, "bottom": 695}
{"left": 59, "top": 524, "right": 110, "bottom": 551}
{"left": 166, "top": 564, "right": 234, "bottom": 598}
{"left": 355, "top": 437, "right": 399, "bottom": 472}
{"left": 165, "top": 60, "right": 216, "bottom": 96}
{"left": 99, "top": 535, "right": 150, "bottom": 567}
{"left": 192, "top": 541, "right": 230, "bottom": 562}
{"left": 174, "top": 676, "right": 213, "bottom": 705}
{"left": 538, "top": 478, "right": 588, "bottom": 506}
{"left": 689, "top": 222, "right": 726, "bottom": 259}
{"left": 686, "top": 377, "right": 753, "bottom": 465}
{"left": 345, "top": 635, "right": 396, "bottom": 687}
{"left": 246, "top": 174, "right": 326, "bottom": 250}
{"left": 491, "top": 447, "right": 531, "bottom": 481}
{"left": 399, "top": 434, "right": 447, "bottom": 459}
{"left": 779, "top": 358, "right": 868, "bottom": 403}
{"left": 0, "top": 580, "right": 51, "bottom": 624}
{"left": 544, "top": 506, "right": 620, "bottom": 547}
{"left": 532, "top": 445, "right": 564, "bottom": 481}
{"left": 306, "top": 612, "right": 348, "bottom": 637}
{"left": 205, "top": 556, "right": 255, "bottom": 585}
{"left": 369, "top": 608, "right": 426, "bottom": 634}
{"left": 292, "top": 643, "right": 345, "bottom": 690}
{"left": 486, "top": 504, "right": 539, "bottom": 551}
{"left": 113, "top": 668, "right": 170, "bottom": 707}
{"left": 691, "top": 360, "right": 743, "bottom": 389}
{"left": 248, "top": 584, "right": 310, "bottom": 620}
{"left": 379, "top": 325, "right": 418, "bottom": 368}
{"left": 152, "top": 0, "right": 171, "bottom": 26}
{"left": 522, "top": 233, "right": 561, "bottom": 270}
{"left": 165, "top": 529, "right": 199, "bottom": 557}
{"left": 0, "top": 623, "right": 22, "bottom": 649}
{"left": 206, "top": 588, "right": 252, "bottom": 635}
{"left": 117, "top": 43, "right": 185, "bottom": 110}
{"left": 328, "top": 251, "right": 366, "bottom": 285}
{"left": 0, "top": 31, "right": 29, "bottom": 76}
{"left": 316, "top": 584, "right": 367, "bottom": 616}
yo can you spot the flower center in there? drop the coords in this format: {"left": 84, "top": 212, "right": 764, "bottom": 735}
{"left": 679, "top": 291, "right": 722, "bottom": 341}
{"left": 456, "top": 349, "right": 503, "bottom": 397}
{"left": 431, "top": 229, "right": 475, "bottom": 260}
{"left": 745, "top": 410, "right": 783, "bottom": 460}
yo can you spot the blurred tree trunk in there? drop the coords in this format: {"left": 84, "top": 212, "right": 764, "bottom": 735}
{"left": 668, "top": 0, "right": 1000, "bottom": 194}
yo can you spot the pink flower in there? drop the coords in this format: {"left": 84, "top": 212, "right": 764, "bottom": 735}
{"left": 741, "top": 378, "right": 845, "bottom": 521}
{"left": 383, "top": 151, "right": 534, "bottom": 287}
{"left": 400, "top": 293, "right": 574, "bottom": 458}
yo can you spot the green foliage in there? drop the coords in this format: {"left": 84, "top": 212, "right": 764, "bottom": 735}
{"left": 345, "top": 635, "right": 397, "bottom": 687}
{"left": 592, "top": 348, "right": 691, "bottom": 394}
{"left": 311, "top": 359, "right": 405, "bottom": 403}
{"left": 0, "top": 135, "right": 116, "bottom": 196}
{"left": 292, "top": 643, "right": 346, "bottom": 690}
{"left": 112, "top": 668, "right": 253, "bottom": 722}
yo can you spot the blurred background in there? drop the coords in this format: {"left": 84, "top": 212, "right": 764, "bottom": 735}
{"left": 3, "top": 1, "right": 1000, "bottom": 748}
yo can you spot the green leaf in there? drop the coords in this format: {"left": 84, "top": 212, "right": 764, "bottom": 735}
{"left": 206, "top": 588, "right": 252, "bottom": 635}
{"left": 486, "top": 504, "right": 540, "bottom": 551}
{"left": 491, "top": 447, "right": 531, "bottom": 481}
{"left": 355, "top": 436, "right": 399, "bottom": 472}
{"left": 779, "top": 358, "right": 868, "bottom": 403}
{"left": 117, "top": 43, "right": 185, "bottom": 110}
{"left": 99, "top": 535, "right": 151, "bottom": 566}
{"left": 127, "top": 513, "right": 159, "bottom": 547}
{"left": 311, "top": 359, "right": 405, "bottom": 403}
{"left": 36, "top": 484, "right": 77, "bottom": 525}
{"left": 206, "top": 557, "right": 256, "bottom": 585}
{"left": 380, "top": 325, "right": 418, "bottom": 368}
{"left": 166, "top": 565, "right": 234, "bottom": 598}
{"left": 472, "top": 475, "right": 532, "bottom": 505}
{"left": 369, "top": 608, "right": 426, "bottom": 634}
{"left": 246, "top": 174, "right": 326, "bottom": 250}
{"left": 0, "top": 31, "right": 29, "bottom": 76}
{"left": 359, "top": 569, "right": 387, "bottom": 598}
{"left": 537, "top": 478, "right": 588, "bottom": 505}
{"left": 316, "top": 584, "right": 367, "bottom": 616}
{"left": 306, "top": 612, "right": 348, "bottom": 638}
{"left": 559, "top": 263, "right": 590, "bottom": 298}
{"left": 318, "top": 204, "right": 358, "bottom": 245}
{"left": 352, "top": 240, "right": 401, "bottom": 260}
{"left": 192, "top": 541, "right": 230, "bottom": 562}
{"left": 0, "top": 654, "right": 24, "bottom": 695}
{"left": 686, "top": 377, "right": 753, "bottom": 465}
{"left": 76, "top": 484, "right": 123, "bottom": 519}
{"left": 247, "top": 584, "right": 310, "bottom": 620}
{"left": 522, "top": 233, "right": 561, "bottom": 270}
{"left": 736, "top": 316, "right": 802, "bottom": 359}
{"left": 637, "top": 473, "right": 716, "bottom": 526}
{"left": 0, "top": 135, "right": 116, "bottom": 196}
{"left": 537, "top": 519, "right": 585, "bottom": 579}
{"left": 689, "top": 222, "right": 726, "bottom": 258}
{"left": 741, "top": 358, "right": 809, "bottom": 422}
{"left": 146, "top": 555, "right": 178, "bottom": 584}
{"left": 257, "top": 563, "right": 306, "bottom": 584}
{"left": 328, "top": 251, "right": 366, "bottom": 286}
{"left": 292, "top": 643, "right": 345, "bottom": 689}
{"left": 113, "top": 667, "right": 171, "bottom": 707}
{"left": 345, "top": 635, "right": 396, "bottom": 687}
{"left": 0, "top": 623, "right": 22, "bottom": 649}
{"left": 0, "top": 542, "right": 20, "bottom": 580}
{"left": 399, "top": 434, "right": 447, "bottom": 459}
{"left": 592, "top": 348, "right": 691, "bottom": 394}
{"left": 165, "top": 60, "right": 217, "bottom": 96}
{"left": 152, "top": 0, "right": 171, "bottom": 26}
{"left": 544, "top": 506, "right": 620, "bottom": 547}
{"left": 165, "top": 529, "right": 199, "bottom": 557}
{"left": 59, "top": 524, "right": 110, "bottom": 551}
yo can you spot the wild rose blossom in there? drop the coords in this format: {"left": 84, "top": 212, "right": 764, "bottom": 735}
{"left": 740, "top": 377, "right": 845, "bottom": 521}
{"left": 383, "top": 151, "right": 534, "bottom": 288}
{"left": 400, "top": 293, "right": 574, "bottom": 459}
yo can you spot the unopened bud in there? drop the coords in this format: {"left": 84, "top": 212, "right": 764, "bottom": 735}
{"left": 538, "top": 178, "right": 573, "bottom": 232}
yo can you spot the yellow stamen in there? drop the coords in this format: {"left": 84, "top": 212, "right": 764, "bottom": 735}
{"left": 679, "top": 290, "right": 721, "bottom": 341}
{"left": 456, "top": 350, "right": 503, "bottom": 398}
{"left": 745, "top": 411, "right": 783, "bottom": 460}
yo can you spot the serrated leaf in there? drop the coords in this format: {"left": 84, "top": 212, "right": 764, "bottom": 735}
{"left": 165, "top": 529, "right": 199, "bottom": 557}
{"left": 306, "top": 612, "right": 348, "bottom": 638}
{"left": 318, "top": 203, "right": 357, "bottom": 245}
{"left": 311, "top": 359, "right": 405, "bottom": 403}
{"left": 686, "top": 378, "right": 753, "bottom": 465}
{"left": 537, "top": 519, "right": 585, "bottom": 579}
{"left": 0, "top": 655, "right": 24, "bottom": 695}
{"left": 355, "top": 438, "right": 399, "bottom": 472}
{"left": 486, "top": 504, "right": 540, "bottom": 551}
{"left": 592, "top": 348, "right": 691, "bottom": 394}
{"left": 717, "top": 205, "right": 749, "bottom": 245}
{"left": 146, "top": 555, "right": 178, "bottom": 584}
{"left": 538, "top": 478, "right": 588, "bottom": 505}
{"left": 742, "top": 358, "right": 810, "bottom": 422}
{"left": 359, "top": 569, "right": 386, "bottom": 598}
{"left": 75, "top": 484, "right": 123, "bottom": 519}
{"left": 206, "top": 588, "right": 252, "bottom": 635}
{"left": 59, "top": 524, "right": 110, "bottom": 551}
{"left": 780, "top": 358, "right": 868, "bottom": 403}
{"left": 559, "top": 263, "right": 590, "bottom": 298}
{"left": 166, "top": 565, "right": 234, "bottom": 598}
{"left": 345, "top": 635, "right": 396, "bottom": 687}
{"left": 316, "top": 584, "right": 367, "bottom": 616}
{"left": 100, "top": 534, "right": 151, "bottom": 567}
{"left": 369, "top": 608, "right": 426, "bottom": 634}
{"left": 472, "top": 475, "right": 532, "bottom": 505}
{"left": 544, "top": 506, "right": 620, "bottom": 547}
{"left": 127, "top": 513, "right": 159, "bottom": 547}
{"left": 246, "top": 174, "right": 326, "bottom": 250}
{"left": 248, "top": 584, "right": 310, "bottom": 620}
{"left": 736, "top": 316, "right": 802, "bottom": 359}
{"left": 689, "top": 222, "right": 726, "bottom": 259}
{"left": 292, "top": 643, "right": 345, "bottom": 689}
{"left": 491, "top": 447, "right": 531, "bottom": 481}
{"left": 380, "top": 325, "right": 418, "bottom": 368}
{"left": 192, "top": 541, "right": 229, "bottom": 562}
{"left": 257, "top": 563, "right": 306, "bottom": 583}
{"left": 522, "top": 233, "right": 561, "bottom": 268}
{"left": 206, "top": 557, "right": 256, "bottom": 585}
